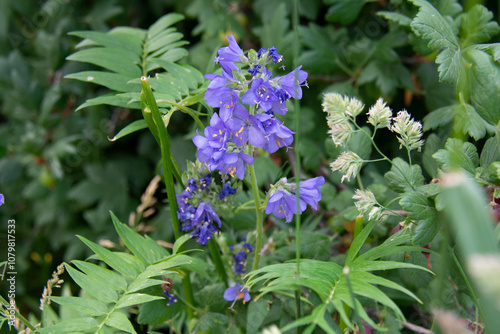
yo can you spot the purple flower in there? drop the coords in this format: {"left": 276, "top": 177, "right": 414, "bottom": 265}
{"left": 224, "top": 283, "right": 251, "bottom": 309}
{"left": 232, "top": 251, "right": 247, "bottom": 274}
{"left": 265, "top": 189, "right": 298, "bottom": 223}
{"left": 193, "top": 113, "right": 229, "bottom": 166}
{"left": 216, "top": 152, "right": 254, "bottom": 180}
{"left": 199, "top": 175, "right": 212, "bottom": 191}
{"left": 204, "top": 74, "right": 239, "bottom": 121}
{"left": 189, "top": 202, "right": 222, "bottom": 245}
{"left": 0, "top": 194, "right": 4, "bottom": 206}
{"left": 219, "top": 182, "right": 237, "bottom": 200}
{"left": 256, "top": 112, "right": 294, "bottom": 153}
{"left": 243, "top": 243, "right": 253, "bottom": 253}
{"left": 247, "top": 64, "right": 262, "bottom": 77}
{"left": 267, "top": 46, "right": 283, "bottom": 64}
{"left": 163, "top": 291, "right": 178, "bottom": 306}
{"left": 227, "top": 103, "right": 266, "bottom": 147}
{"left": 241, "top": 78, "right": 277, "bottom": 112}
{"left": 214, "top": 35, "right": 246, "bottom": 75}
{"left": 273, "top": 65, "right": 308, "bottom": 100}
{"left": 296, "top": 176, "right": 325, "bottom": 210}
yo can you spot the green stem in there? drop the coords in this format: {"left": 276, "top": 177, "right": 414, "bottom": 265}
{"left": 449, "top": 245, "right": 484, "bottom": 322}
{"left": 249, "top": 162, "right": 264, "bottom": 272}
{"left": 0, "top": 295, "right": 36, "bottom": 332}
{"left": 140, "top": 77, "right": 195, "bottom": 320}
{"left": 208, "top": 239, "right": 228, "bottom": 288}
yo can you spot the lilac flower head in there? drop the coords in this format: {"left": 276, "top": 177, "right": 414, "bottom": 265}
{"left": 204, "top": 74, "right": 239, "bottom": 121}
{"left": 199, "top": 175, "right": 212, "bottom": 191}
{"left": 273, "top": 66, "right": 308, "bottom": 100}
{"left": 216, "top": 152, "right": 254, "bottom": 180}
{"left": 296, "top": 176, "right": 325, "bottom": 210}
{"left": 189, "top": 202, "right": 222, "bottom": 245}
{"left": 241, "top": 77, "right": 277, "bottom": 112}
{"left": 228, "top": 103, "right": 266, "bottom": 147}
{"left": 267, "top": 46, "right": 283, "bottom": 64}
{"left": 214, "top": 34, "right": 246, "bottom": 75}
{"left": 256, "top": 112, "right": 294, "bottom": 153}
{"left": 186, "top": 178, "right": 197, "bottom": 193}
{"left": 224, "top": 283, "right": 251, "bottom": 309}
{"left": 192, "top": 113, "right": 230, "bottom": 166}
{"left": 265, "top": 184, "right": 297, "bottom": 223}
{"left": 248, "top": 64, "right": 262, "bottom": 77}
{"left": 219, "top": 182, "right": 237, "bottom": 200}
{"left": 232, "top": 251, "right": 247, "bottom": 274}
{"left": 163, "top": 291, "right": 178, "bottom": 306}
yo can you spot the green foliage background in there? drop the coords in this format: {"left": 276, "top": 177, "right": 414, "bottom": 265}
{"left": 0, "top": 0, "right": 499, "bottom": 333}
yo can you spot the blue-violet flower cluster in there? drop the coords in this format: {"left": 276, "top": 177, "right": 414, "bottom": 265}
{"left": 228, "top": 236, "right": 254, "bottom": 275}
{"left": 194, "top": 35, "right": 308, "bottom": 180}
{"left": 266, "top": 176, "right": 325, "bottom": 223}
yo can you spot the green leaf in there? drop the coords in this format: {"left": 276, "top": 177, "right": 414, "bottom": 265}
{"left": 377, "top": 11, "right": 412, "bottom": 27}
{"left": 325, "top": 0, "right": 366, "bottom": 25}
{"left": 137, "top": 297, "right": 181, "bottom": 326}
{"left": 423, "top": 133, "right": 445, "bottom": 179}
{"left": 413, "top": 216, "right": 440, "bottom": 245}
{"left": 172, "top": 234, "right": 192, "bottom": 255}
{"left": 423, "top": 105, "right": 457, "bottom": 131}
{"left": 435, "top": 48, "right": 466, "bottom": 87}
{"left": 384, "top": 158, "right": 424, "bottom": 193}
{"left": 77, "top": 235, "right": 143, "bottom": 278}
{"left": 346, "top": 126, "right": 372, "bottom": 160}
{"left": 459, "top": 4, "right": 500, "bottom": 47}
{"left": 48, "top": 296, "right": 108, "bottom": 316}
{"left": 105, "top": 311, "right": 137, "bottom": 334}
{"left": 464, "top": 48, "right": 500, "bottom": 126}
{"left": 111, "top": 212, "right": 168, "bottom": 264}
{"left": 345, "top": 219, "right": 377, "bottom": 266}
{"left": 148, "top": 13, "right": 185, "bottom": 38}
{"left": 70, "top": 30, "right": 143, "bottom": 54}
{"left": 71, "top": 260, "right": 127, "bottom": 291}
{"left": 110, "top": 119, "right": 148, "bottom": 142}
{"left": 75, "top": 93, "right": 134, "bottom": 111}
{"left": 66, "top": 48, "right": 142, "bottom": 76}
{"left": 35, "top": 317, "right": 99, "bottom": 333}
{"left": 454, "top": 102, "right": 486, "bottom": 140}
{"left": 480, "top": 136, "right": 500, "bottom": 167}
{"left": 64, "top": 71, "right": 138, "bottom": 92}
{"left": 192, "top": 312, "right": 229, "bottom": 332}
{"left": 127, "top": 278, "right": 169, "bottom": 294}
{"left": 115, "top": 293, "right": 163, "bottom": 309}
{"left": 410, "top": 0, "right": 459, "bottom": 51}
{"left": 64, "top": 264, "right": 118, "bottom": 303}
{"left": 400, "top": 191, "right": 437, "bottom": 220}
{"left": 246, "top": 299, "right": 269, "bottom": 334}
{"left": 433, "top": 138, "right": 479, "bottom": 175}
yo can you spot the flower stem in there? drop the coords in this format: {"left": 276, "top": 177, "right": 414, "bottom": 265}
{"left": 0, "top": 295, "right": 36, "bottom": 332}
{"left": 208, "top": 239, "right": 228, "bottom": 287}
{"left": 140, "top": 77, "right": 195, "bottom": 320}
{"left": 248, "top": 161, "right": 264, "bottom": 271}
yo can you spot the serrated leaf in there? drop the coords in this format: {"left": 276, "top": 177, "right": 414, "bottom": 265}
{"left": 64, "top": 264, "right": 118, "bottom": 303}
{"left": 105, "top": 311, "right": 137, "bottom": 334}
{"left": 475, "top": 43, "right": 500, "bottom": 62}
{"left": 77, "top": 235, "right": 143, "bottom": 278}
{"left": 459, "top": 4, "right": 500, "bottom": 47}
{"left": 413, "top": 216, "right": 440, "bottom": 245}
{"left": 435, "top": 48, "right": 466, "bottom": 87}
{"left": 110, "top": 120, "right": 148, "bottom": 142}
{"left": 48, "top": 296, "right": 108, "bottom": 316}
{"left": 410, "top": 0, "right": 459, "bottom": 51}
{"left": 115, "top": 293, "right": 163, "bottom": 309}
{"left": 480, "top": 136, "right": 500, "bottom": 167}
{"left": 35, "top": 317, "right": 99, "bottom": 333}
{"left": 400, "top": 191, "right": 437, "bottom": 220}
{"left": 464, "top": 48, "right": 500, "bottom": 126}
{"left": 423, "top": 104, "right": 457, "bottom": 131}
{"left": 433, "top": 138, "right": 479, "bottom": 175}
{"left": 384, "top": 158, "right": 424, "bottom": 193}
{"left": 454, "top": 102, "right": 486, "bottom": 140}
{"left": 377, "top": 11, "right": 412, "bottom": 26}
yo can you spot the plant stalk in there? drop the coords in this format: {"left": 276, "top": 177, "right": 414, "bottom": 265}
{"left": 249, "top": 161, "right": 264, "bottom": 272}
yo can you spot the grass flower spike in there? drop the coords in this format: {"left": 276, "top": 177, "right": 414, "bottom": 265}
{"left": 367, "top": 98, "right": 392, "bottom": 129}
{"left": 390, "top": 110, "right": 424, "bottom": 152}
{"left": 352, "top": 189, "right": 384, "bottom": 221}
{"left": 330, "top": 151, "right": 363, "bottom": 183}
